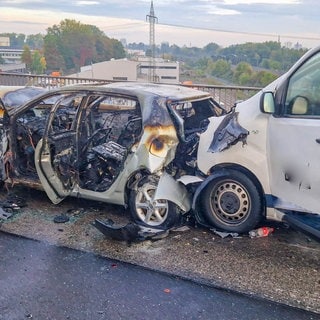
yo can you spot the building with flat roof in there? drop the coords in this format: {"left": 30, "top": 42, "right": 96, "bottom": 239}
{"left": 0, "top": 48, "right": 24, "bottom": 64}
{"left": 0, "top": 63, "right": 26, "bottom": 73}
{"left": 0, "top": 37, "right": 10, "bottom": 47}
{"left": 70, "top": 57, "right": 179, "bottom": 84}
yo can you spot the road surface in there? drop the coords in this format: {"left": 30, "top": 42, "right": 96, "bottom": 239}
{"left": 1, "top": 232, "right": 319, "bottom": 320}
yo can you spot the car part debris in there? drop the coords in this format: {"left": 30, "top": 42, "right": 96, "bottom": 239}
{"left": 210, "top": 228, "right": 240, "bottom": 239}
{"left": 172, "top": 225, "right": 190, "bottom": 232}
{"left": 0, "top": 206, "right": 12, "bottom": 220}
{"left": 65, "top": 208, "right": 85, "bottom": 216}
{"left": 93, "top": 218, "right": 169, "bottom": 243}
{"left": 0, "top": 194, "right": 27, "bottom": 210}
{"left": 53, "top": 214, "right": 70, "bottom": 223}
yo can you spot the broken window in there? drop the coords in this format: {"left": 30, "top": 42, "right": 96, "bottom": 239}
{"left": 13, "top": 93, "right": 83, "bottom": 179}
{"left": 168, "top": 98, "right": 224, "bottom": 175}
{"left": 78, "top": 94, "right": 142, "bottom": 192}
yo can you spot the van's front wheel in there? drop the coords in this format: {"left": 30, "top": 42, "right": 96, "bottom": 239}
{"left": 200, "top": 169, "right": 263, "bottom": 233}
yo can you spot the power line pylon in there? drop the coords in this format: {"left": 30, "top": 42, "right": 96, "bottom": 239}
{"left": 146, "top": 1, "right": 158, "bottom": 82}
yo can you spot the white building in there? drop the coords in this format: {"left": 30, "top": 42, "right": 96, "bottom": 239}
{"left": 0, "top": 49, "right": 24, "bottom": 64}
{"left": 137, "top": 57, "right": 179, "bottom": 83}
{"left": 71, "top": 57, "right": 180, "bottom": 84}
{"left": 0, "top": 63, "right": 26, "bottom": 73}
{"left": 0, "top": 37, "right": 10, "bottom": 47}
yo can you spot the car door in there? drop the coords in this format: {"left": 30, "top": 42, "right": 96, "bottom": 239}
{"left": 35, "top": 92, "right": 85, "bottom": 204}
{"left": 268, "top": 51, "right": 320, "bottom": 213}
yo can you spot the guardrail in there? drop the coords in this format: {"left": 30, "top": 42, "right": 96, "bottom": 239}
{"left": 184, "top": 83, "right": 261, "bottom": 110}
{"left": 0, "top": 72, "right": 261, "bottom": 110}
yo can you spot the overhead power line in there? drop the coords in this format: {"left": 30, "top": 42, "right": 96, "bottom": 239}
{"left": 102, "top": 19, "right": 320, "bottom": 42}
{"left": 159, "top": 22, "right": 320, "bottom": 41}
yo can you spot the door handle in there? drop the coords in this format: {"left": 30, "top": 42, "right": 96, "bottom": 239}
{"left": 316, "top": 138, "right": 320, "bottom": 144}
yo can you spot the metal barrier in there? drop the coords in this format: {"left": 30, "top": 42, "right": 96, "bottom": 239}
{"left": 184, "top": 83, "right": 261, "bottom": 110}
{"left": 0, "top": 72, "right": 261, "bottom": 110}
{"left": 0, "top": 72, "right": 111, "bottom": 87}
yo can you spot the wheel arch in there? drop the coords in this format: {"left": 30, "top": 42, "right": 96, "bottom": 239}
{"left": 125, "top": 168, "right": 151, "bottom": 205}
{"left": 126, "top": 170, "right": 182, "bottom": 228}
{"left": 193, "top": 163, "right": 267, "bottom": 227}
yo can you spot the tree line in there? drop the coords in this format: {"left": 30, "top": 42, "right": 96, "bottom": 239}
{"left": 1, "top": 22, "right": 308, "bottom": 87}
{"left": 0, "top": 19, "right": 125, "bottom": 74}
{"left": 128, "top": 41, "right": 308, "bottom": 87}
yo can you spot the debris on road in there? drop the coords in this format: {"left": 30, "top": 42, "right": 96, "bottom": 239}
{"left": 0, "top": 206, "right": 12, "bottom": 220}
{"left": 210, "top": 228, "right": 240, "bottom": 239}
{"left": 53, "top": 207, "right": 87, "bottom": 223}
{"left": 0, "top": 193, "right": 27, "bottom": 220}
{"left": 0, "top": 193, "right": 27, "bottom": 210}
{"left": 53, "top": 214, "right": 70, "bottom": 223}
{"left": 248, "top": 227, "right": 274, "bottom": 238}
{"left": 92, "top": 218, "right": 170, "bottom": 244}
{"left": 172, "top": 225, "right": 190, "bottom": 232}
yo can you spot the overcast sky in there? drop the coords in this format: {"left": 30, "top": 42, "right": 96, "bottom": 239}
{"left": 1, "top": 0, "right": 320, "bottom": 48}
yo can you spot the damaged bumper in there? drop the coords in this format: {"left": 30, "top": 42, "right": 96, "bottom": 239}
{"left": 93, "top": 219, "right": 170, "bottom": 243}
{"left": 154, "top": 172, "right": 191, "bottom": 213}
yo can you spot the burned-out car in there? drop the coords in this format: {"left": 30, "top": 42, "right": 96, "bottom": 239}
{"left": 0, "top": 83, "right": 225, "bottom": 228}
{"left": 192, "top": 45, "right": 320, "bottom": 238}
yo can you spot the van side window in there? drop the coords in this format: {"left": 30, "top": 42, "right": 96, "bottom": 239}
{"left": 284, "top": 52, "right": 320, "bottom": 117}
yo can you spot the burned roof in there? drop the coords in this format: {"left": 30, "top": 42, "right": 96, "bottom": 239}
{"left": 0, "top": 86, "right": 46, "bottom": 108}
{"left": 58, "top": 82, "right": 212, "bottom": 102}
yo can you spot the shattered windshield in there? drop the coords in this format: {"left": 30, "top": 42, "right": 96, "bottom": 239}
{"left": 169, "top": 98, "right": 224, "bottom": 121}
{"left": 168, "top": 97, "right": 225, "bottom": 141}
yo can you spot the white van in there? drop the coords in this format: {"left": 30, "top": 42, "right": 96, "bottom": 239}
{"left": 192, "top": 46, "right": 320, "bottom": 237}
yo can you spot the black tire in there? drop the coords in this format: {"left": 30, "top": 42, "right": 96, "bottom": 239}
{"left": 200, "top": 169, "right": 263, "bottom": 233}
{"left": 129, "top": 176, "right": 180, "bottom": 229}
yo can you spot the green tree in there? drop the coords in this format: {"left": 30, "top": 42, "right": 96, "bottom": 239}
{"left": 110, "top": 38, "right": 126, "bottom": 60}
{"left": 203, "top": 42, "right": 220, "bottom": 56}
{"left": 196, "top": 57, "right": 211, "bottom": 70}
{"left": 21, "top": 45, "right": 32, "bottom": 71}
{"left": 252, "top": 70, "right": 278, "bottom": 87}
{"left": 43, "top": 30, "right": 66, "bottom": 72}
{"left": 26, "top": 34, "right": 44, "bottom": 50}
{"left": 40, "top": 56, "right": 47, "bottom": 72}
{"left": 44, "top": 19, "right": 125, "bottom": 73}
{"left": 209, "top": 59, "right": 232, "bottom": 78}
{"left": 233, "top": 62, "right": 253, "bottom": 85}
{"left": 261, "top": 59, "right": 281, "bottom": 71}
{"left": 31, "top": 50, "right": 45, "bottom": 74}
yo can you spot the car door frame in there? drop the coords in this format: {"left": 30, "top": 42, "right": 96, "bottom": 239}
{"left": 35, "top": 92, "right": 86, "bottom": 204}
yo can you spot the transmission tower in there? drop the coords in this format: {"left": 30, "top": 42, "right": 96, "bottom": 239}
{"left": 146, "top": 1, "right": 158, "bottom": 82}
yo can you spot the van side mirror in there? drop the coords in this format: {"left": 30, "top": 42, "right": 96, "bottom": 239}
{"left": 260, "top": 92, "right": 275, "bottom": 114}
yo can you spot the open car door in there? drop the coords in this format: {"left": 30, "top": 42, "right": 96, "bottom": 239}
{"left": 35, "top": 93, "right": 84, "bottom": 204}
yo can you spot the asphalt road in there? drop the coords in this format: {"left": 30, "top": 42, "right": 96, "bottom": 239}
{"left": 0, "top": 232, "right": 319, "bottom": 320}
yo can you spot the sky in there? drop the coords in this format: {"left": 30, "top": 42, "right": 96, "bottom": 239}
{"left": 1, "top": 0, "right": 320, "bottom": 49}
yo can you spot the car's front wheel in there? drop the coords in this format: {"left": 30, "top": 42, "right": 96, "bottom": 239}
{"left": 129, "top": 176, "right": 180, "bottom": 229}
{"left": 200, "top": 169, "right": 264, "bottom": 233}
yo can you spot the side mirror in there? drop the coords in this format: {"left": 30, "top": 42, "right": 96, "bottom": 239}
{"left": 260, "top": 92, "right": 275, "bottom": 114}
